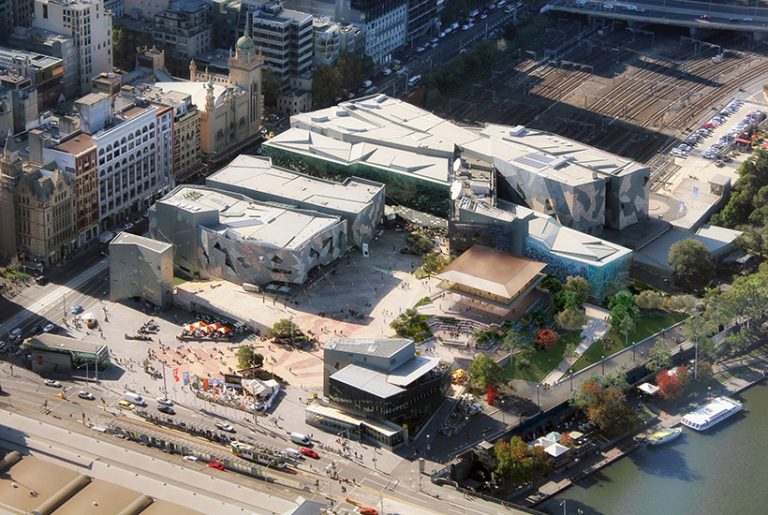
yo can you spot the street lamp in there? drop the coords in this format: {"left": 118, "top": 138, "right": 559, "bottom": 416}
{"left": 601, "top": 355, "right": 606, "bottom": 375}
{"left": 569, "top": 368, "right": 574, "bottom": 392}
{"left": 500, "top": 398, "right": 506, "bottom": 425}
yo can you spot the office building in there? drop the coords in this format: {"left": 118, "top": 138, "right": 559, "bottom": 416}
{"left": 38, "top": 129, "right": 100, "bottom": 244}
{"left": 14, "top": 162, "right": 78, "bottom": 265}
{"left": 124, "top": 0, "right": 170, "bottom": 19}
{"left": 0, "top": 141, "right": 23, "bottom": 263}
{"left": 32, "top": 0, "right": 113, "bottom": 94}
{"left": 10, "top": 27, "right": 78, "bottom": 98}
{"left": 73, "top": 92, "right": 175, "bottom": 228}
{"left": 249, "top": 1, "right": 313, "bottom": 83}
{"left": 322, "top": 338, "right": 448, "bottom": 433}
{"left": 150, "top": 185, "right": 347, "bottom": 285}
{"left": 152, "top": 0, "right": 213, "bottom": 77}
{"left": 110, "top": 231, "right": 174, "bottom": 307}
{"left": 406, "top": 0, "right": 437, "bottom": 44}
{"left": 0, "top": 47, "right": 65, "bottom": 109}
{"left": 206, "top": 154, "right": 385, "bottom": 247}
{"left": 0, "top": 71, "right": 38, "bottom": 133}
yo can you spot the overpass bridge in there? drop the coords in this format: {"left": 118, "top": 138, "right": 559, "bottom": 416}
{"left": 542, "top": 0, "right": 768, "bottom": 39}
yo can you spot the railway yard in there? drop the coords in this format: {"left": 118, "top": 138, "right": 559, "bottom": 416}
{"left": 443, "top": 19, "right": 768, "bottom": 167}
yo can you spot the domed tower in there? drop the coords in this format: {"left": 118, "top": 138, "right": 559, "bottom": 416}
{"left": 229, "top": 35, "right": 263, "bottom": 132}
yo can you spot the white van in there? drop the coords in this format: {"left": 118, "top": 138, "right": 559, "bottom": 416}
{"left": 123, "top": 392, "right": 146, "bottom": 406}
{"left": 290, "top": 432, "right": 311, "bottom": 446}
{"left": 408, "top": 75, "right": 422, "bottom": 87}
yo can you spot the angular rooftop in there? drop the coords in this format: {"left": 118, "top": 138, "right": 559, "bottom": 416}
{"left": 206, "top": 154, "right": 384, "bottom": 215}
{"left": 111, "top": 231, "right": 173, "bottom": 253}
{"left": 158, "top": 186, "right": 344, "bottom": 250}
{"left": 325, "top": 338, "right": 412, "bottom": 359}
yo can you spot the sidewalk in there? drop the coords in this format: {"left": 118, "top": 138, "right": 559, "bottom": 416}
{"left": 541, "top": 304, "right": 610, "bottom": 385}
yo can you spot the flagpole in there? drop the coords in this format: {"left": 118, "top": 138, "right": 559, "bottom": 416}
{"left": 162, "top": 362, "right": 168, "bottom": 400}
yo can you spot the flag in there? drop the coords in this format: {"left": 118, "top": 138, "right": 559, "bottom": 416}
{"left": 173, "top": 368, "right": 180, "bottom": 382}
{"left": 203, "top": 378, "right": 209, "bottom": 391}
{"left": 182, "top": 371, "right": 190, "bottom": 385}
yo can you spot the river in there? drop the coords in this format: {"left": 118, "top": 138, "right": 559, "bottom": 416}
{"left": 542, "top": 382, "right": 768, "bottom": 515}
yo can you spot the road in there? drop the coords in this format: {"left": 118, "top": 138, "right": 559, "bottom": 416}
{"left": 545, "top": 0, "right": 768, "bottom": 32}
{"left": 374, "top": 4, "right": 524, "bottom": 97}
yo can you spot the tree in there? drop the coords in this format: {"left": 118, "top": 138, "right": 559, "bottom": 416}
{"left": 267, "top": 319, "right": 307, "bottom": 345}
{"left": 261, "top": 69, "right": 282, "bottom": 110}
{"left": 335, "top": 52, "right": 363, "bottom": 92}
{"left": 421, "top": 251, "right": 449, "bottom": 277}
{"left": 571, "top": 378, "right": 639, "bottom": 436}
{"left": 563, "top": 340, "right": 578, "bottom": 361}
{"left": 236, "top": 346, "right": 264, "bottom": 370}
{"left": 535, "top": 329, "right": 558, "bottom": 350}
{"left": 646, "top": 339, "right": 672, "bottom": 372}
{"left": 668, "top": 238, "right": 715, "bottom": 292}
{"left": 556, "top": 306, "right": 587, "bottom": 331}
{"left": 390, "top": 308, "right": 431, "bottom": 340}
{"left": 494, "top": 436, "right": 551, "bottom": 485}
{"left": 665, "top": 294, "right": 698, "bottom": 313}
{"left": 656, "top": 367, "right": 686, "bottom": 401}
{"left": 609, "top": 291, "right": 639, "bottom": 346}
{"left": 467, "top": 355, "right": 504, "bottom": 391}
{"left": 563, "top": 276, "right": 590, "bottom": 305}
{"left": 311, "top": 65, "right": 344, "bottom": 108}
{"left": 635, "top": 290, "right": 664, "bottom": 312}
{"left": 406, "top": 232, "right": 434, "bottom": 254}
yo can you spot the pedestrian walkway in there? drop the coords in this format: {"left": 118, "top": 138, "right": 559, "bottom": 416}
{"left": 541, "top": 304, "right": 611, "bottom": 385}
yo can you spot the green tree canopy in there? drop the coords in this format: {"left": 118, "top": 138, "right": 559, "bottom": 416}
{"left": 635, "top": 290, "right": 664, "bottom": 312}
{"left": 467, "top": 355, "right": 504, "bottom": 391}
{"left": 261, "top": 69, "right": 283, "bottom": 110}
{"left": 556, "top": 306, "right": 587, "bottom": 331}
{"left": 646, "top": 339, "right": 672, "bottom": 372}
{"left": 668, "top": 238, "right": 715, "bottom": 292}
{"left": 311, "top": 65, "right": 344, "bottom": 108}
{"left": 665, "top": 294, "right": 698, "bottom": 313}
{"left": 335, "top": 52, "right": 363, "bottom": 92}
{"left": 236, "top": 346, "right": 264, "bottom": 370}
{"left": 267, "top": 319, "right": 307, "bottom": 345}
{"left": 608, "top": 291, "right": 639, "bottom": 345}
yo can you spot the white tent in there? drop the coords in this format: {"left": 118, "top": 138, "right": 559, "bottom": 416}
{"left": 638, "top": 383, "right": 660, "bottom": 395}
{"left": 544, "top": 442, "right": 570, "bottom": 458}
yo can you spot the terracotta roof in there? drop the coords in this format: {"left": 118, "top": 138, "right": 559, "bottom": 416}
{"left": 437, "top": 244, "right": 546, "bottom": 299}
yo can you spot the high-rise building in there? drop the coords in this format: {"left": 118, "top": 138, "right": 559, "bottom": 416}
{"left": 0, "top": 140, "right": 23, "bottom": 263}
{"left": 32, "top": 0, "right": 113, "bottom": 94}
{"left": 152, "top": 0, "right": 213, "bottom": 77}
{"left": 249, "top": 1, "right": 312, "bottom": 83}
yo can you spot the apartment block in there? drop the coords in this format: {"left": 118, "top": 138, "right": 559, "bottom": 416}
{"left": 10, "top": 27, "right": 79, "bottom": 99}
{"left": 249, "top": 1, "right": 313, "bottom": 82}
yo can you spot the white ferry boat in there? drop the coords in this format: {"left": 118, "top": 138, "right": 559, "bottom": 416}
{"left": 680, "top": 396, "right": 743, "bottom": 431}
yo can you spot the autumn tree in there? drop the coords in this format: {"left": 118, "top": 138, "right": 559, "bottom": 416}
{"left": 535, "top": 329, "right": 558, "bottom": 350}
{"left": 494, "top": 436, "right": 551, "bottom": 485}
{"left": 572, "top": 378, "right": 639, "bottom": 436}
{"left": 656, "top": 366, "right": 688, "bottom": 401}
{"left": 665, "top": 294, "right": 698, "bottom": 313}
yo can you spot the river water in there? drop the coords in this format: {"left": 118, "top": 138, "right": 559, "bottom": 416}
{"left": 543, "top": 382, "right": 768, "bottom": 515}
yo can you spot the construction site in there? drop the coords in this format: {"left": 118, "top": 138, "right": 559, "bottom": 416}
{"left": 442, "top": 18, "right": 768, "bottom": 171}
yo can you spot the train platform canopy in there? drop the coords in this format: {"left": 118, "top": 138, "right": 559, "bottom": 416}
{"left": 23, "top": 333, "right": 109, "bottom": 360}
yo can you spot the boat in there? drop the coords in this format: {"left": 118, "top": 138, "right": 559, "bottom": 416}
{"left": 647, "top": 427, "right": 683, "bottom": 446}
{"left": 681, "top": 396, "right": 743, "bottom": 431}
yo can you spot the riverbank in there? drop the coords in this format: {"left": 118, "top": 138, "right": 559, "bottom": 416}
{"left": 520, "top": 352, "right": 768, "bottom": 509}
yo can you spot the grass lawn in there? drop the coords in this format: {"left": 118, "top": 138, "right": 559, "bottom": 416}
{"left": 572, "top": 310, "right": 688, "bottom": 372}
{"left": 172, "top": 276, "right": 188, "bottom": 286}
{"left": 503, "top": 331, "right": 581, "bottom": 383}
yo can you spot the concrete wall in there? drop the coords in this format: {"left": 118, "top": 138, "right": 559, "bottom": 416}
{"left": 109, "top": 234, "right": 174, "bottom": 308}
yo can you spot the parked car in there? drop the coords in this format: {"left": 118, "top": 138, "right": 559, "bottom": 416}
{"left": 207, "top": 461, "right": 225, "bottom": 470}
{"left": 216, "top": 422, "right": 236, "bottom": 433}
{"left": 78, "top": 391, "right": 95, "bottom": 400}
{"left": 44, "top": 379, "right": 62, "bottom": 388}
{"left": 299, "top": 447, "right": 319, "bottom": 459}
{"left": 70, "top": 304, "right": 84, "bottom": 315}
{"left": 157, "top": 397, "right": 174, "bottom": 406}
{"left": 183, "top": 455, "right": 198, "bottom": 462}
{"left": 43, "top": 323, "right": 55, "bottom": 333}
{"left": 9, "top": 328, "right": 23, "bottom": 340}
{"left": 158, "top": 405, "right": 176, "bottom": 415}
{"left": 0, "top": 342, "right": 7, "bottom": 353}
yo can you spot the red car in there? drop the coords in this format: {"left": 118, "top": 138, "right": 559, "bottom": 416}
{"left": 299, "top": 447, "right": 319, "bottom": 459}
{"left": 359, "top": 508, "right": 379, "bottom": 515}
{"left": 207, "top": 461, "right": 225, "bottom": 470}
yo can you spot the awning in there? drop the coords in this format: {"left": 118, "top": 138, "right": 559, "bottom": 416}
{"left": 638, "top": 382, "right": 659, "bottom": 395}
